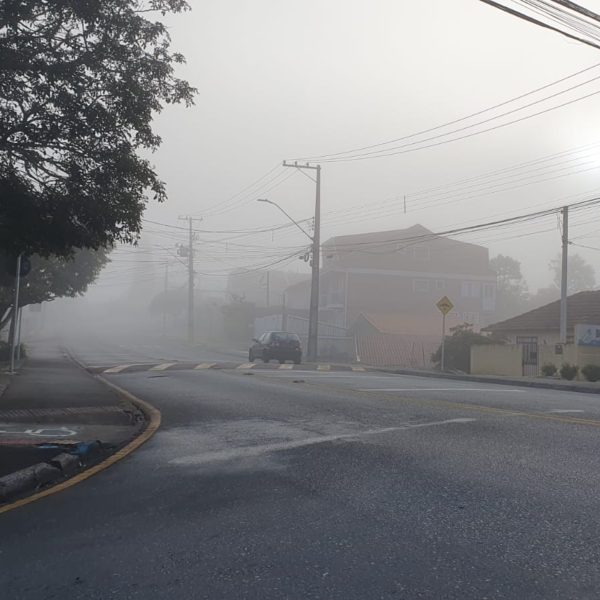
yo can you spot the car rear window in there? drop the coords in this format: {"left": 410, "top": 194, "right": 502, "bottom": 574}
{"left": 271, "top": 332, "right": 300, "bottom": 342}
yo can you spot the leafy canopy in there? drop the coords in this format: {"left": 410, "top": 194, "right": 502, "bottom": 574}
{"left": 0, "top": 0, "right": 195, "bottom": 257}
{"left": 0, "top": 248, "right": 110, "bottom": 329}
{"left": 549, "top": 253, "right": 596, "bottom": 294}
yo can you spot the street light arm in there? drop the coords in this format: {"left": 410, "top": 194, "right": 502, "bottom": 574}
{"left": 256, "top": 199, "right": 313, "bottom": 241}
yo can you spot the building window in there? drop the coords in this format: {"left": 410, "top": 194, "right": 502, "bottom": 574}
{"left": 413, "top": 245, "right": 430, "bottom": 260}
{"left": 413, "top": 279, "right": 430, "bottom": 293}
{"left": 483, "top": 283, "right": 495, "bottom": 298}
{"left": 461, "top": 281, "right": 482, "bottom": 298}
{"left": 436, "top": 279, "right": 445, "bottom": 290}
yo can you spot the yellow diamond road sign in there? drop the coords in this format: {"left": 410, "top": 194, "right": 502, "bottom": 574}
{"left": 436, "top": 296, "right": 454, "bottom": 315}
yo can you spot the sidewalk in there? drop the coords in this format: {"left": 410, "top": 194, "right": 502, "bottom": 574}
{"left": 0, "top": 342, "right": 147, "bottom": 502}
{"left": 371, "top": 364, "right": 600, "bottom": 395}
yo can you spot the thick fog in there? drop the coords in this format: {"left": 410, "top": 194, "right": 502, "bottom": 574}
{"left": 39, "top": 0, "right": 600, "bottom": 345}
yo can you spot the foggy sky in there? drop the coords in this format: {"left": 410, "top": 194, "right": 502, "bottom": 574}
{"left": 96, "top": 0, "right": 600, "bottom": 295}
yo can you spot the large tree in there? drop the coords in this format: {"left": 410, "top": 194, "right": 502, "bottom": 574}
{"left": 549, "top": 253, "right": 596, "bottom": 294}
{"left": 490, "top": 254, "right": 529, "bottom": 321}
{"left": 0, "top": 1, "right": 195, "bottom": 257}
{"left": 0, "top": 248, "right": 110, "bottom": 331}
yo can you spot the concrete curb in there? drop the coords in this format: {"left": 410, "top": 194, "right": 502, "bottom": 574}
{"left": 0, "top": 452, "right": 81, "bottom": 503}
{"left": 0, "top": 349, "right": 160, "bottom": 510}
{"left": 371, "top": 366, "right": 600, "bottom": 395}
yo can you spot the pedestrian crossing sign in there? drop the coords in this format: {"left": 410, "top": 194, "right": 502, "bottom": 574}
{"left": 436, "top": 296, "right": 454, "bottom": 315}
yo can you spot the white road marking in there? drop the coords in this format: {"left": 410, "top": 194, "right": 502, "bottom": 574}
{"left": 237, "top": 363, "right": 256, "bottom": 370}
{"left": 317, "top": 364, "right": 331, "bottom": 371}
{"left": 0, "top": 426, "right": 77, "bottom": 437}
{"left": 103, "top": 364, "right": 136, "bottom": 374}
{"left": 170, "top": 418, "right": 476, "bottom": 465}
{"left": 548, "top": 409, "right": 585, "bottom": 413}
{"left": 359, "top": 387, "right": 525, "bottom": 393}
{"left": 150, "top": 362, "right": 177, "bottom": 371}
{"left": 352, "top": 366, "right": 366, "bottom": 372}
{"left": 279, "top": 364, "right": 294, "bottom": 370}
{"left": 195, "top": 363, "right": 217, "bottom": 370}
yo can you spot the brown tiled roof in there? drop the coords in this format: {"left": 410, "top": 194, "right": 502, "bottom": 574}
{"left": 323, "top": 224, "right": 486, "bottom": 252}
{"left": 484, "top": 290, "right": 600, "bottom": 333}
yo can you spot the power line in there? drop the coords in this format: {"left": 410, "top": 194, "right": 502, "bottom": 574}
{"left": 549, "top": 0, "right": 600, "bottom": 22}
{"left": 292, "top": 61, "right": 600, "bottom": 162}
{"left": 326, "top": 197, "right": 600, "bottom": 250}
{"left": 318, "top": 82, "right": 600, "bottom": 162}
{"left": 479, "top": 0, "right": 600, "bottom": 49}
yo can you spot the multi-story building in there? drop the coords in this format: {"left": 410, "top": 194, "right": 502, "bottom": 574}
{"left": 284, "top": 224, "right": 497, "bottom": 364}
{"left": 287, "top": 224, "right": 496, "bottom": 332}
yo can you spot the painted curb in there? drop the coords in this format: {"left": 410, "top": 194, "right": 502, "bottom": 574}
{"left": 0, "top": 354, "right": 161, "bottom": 515}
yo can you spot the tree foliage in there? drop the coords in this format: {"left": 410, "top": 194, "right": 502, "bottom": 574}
{"left": 549, "top": 253, "right": 595, "bottom": 294}
{"left": 490, "top": 254, "right": 529, "bottom": 321}
{"left": 431, "top": 323, "right": 500, "bottom": 373}
{"left": 0, "top": 248, "right": 109, "bottom": 329}
{"left": 0, "top": 1, "right": 195, "bottom": 257}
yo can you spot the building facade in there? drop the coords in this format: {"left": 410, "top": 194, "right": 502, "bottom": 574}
{"left": 286, "top": 224, "right": 497, "bottom": 336}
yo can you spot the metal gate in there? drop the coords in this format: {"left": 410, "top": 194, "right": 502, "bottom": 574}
{"left": 517, "top": 336, "right": 539, "bottom": 376}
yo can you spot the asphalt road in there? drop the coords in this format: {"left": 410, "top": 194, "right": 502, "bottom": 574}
{"left": 2, "top": 337, "right": 600, "bottom": 599}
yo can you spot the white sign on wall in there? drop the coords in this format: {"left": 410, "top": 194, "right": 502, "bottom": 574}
{"left": 575, "top": 324, "right": 600, "bottom": 347}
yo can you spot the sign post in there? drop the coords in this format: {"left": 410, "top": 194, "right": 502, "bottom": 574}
{"left": 436, "top": 296, "right": 454, "bottom": 372}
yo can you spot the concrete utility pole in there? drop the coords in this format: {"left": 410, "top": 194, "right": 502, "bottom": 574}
{"left": 282, "top": 161, "right": 321, "bottom": 362}
{"left": 282, "top": 292, "right": 288, "bottom": 331}
{"left": 560, "top": 206, "right": 569, "bottom": 344}
{"left": 162, "top": 261, "right": 169, "bottom": 337}
{"left": 9, "top": 254, "right": 22, "bottom": 373}
{"left": 266, "top": 271, "right": 270, "bottom": 308}
{"left": 179, "top": 216, "right": 202, "bottom": 344}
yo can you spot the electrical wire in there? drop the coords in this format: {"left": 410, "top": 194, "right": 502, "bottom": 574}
{"left": 292, "top": 61, "right": 600, "bottom": 162}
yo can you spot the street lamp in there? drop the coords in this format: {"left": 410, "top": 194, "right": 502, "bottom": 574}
{"left": 257, "top": 197, "right": 320, "bottom": 361}
{"left": 256, "top": 199, "right": 313, "bottom": 242}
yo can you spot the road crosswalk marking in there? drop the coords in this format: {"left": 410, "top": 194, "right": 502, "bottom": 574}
{"left": 237, "top": 363, "right": 256, "bottom": 370}
{"left": 279, "top": 364, "right": 294, "bottom": 369}
{"left": 103, "top": 364, "right": 135, "bottom": 374}
{"left": 352, "top": 366, "right": 366, "bottom": 372}
{"left": 317, "top": 364, "right": 330, "bottom": 371}
{"left": 150, "top": 362, "right": 177, "bottom": 371}
{"left": 195, "top": 362, "right": 217, "bottom": 370}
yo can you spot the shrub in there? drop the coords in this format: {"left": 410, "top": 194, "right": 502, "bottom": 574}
{"left": 541, "top": 363, "right": 557, "bottom": 377}
{"left": 431, "top": 323, "right": 500, "bottom": 373}
{"left": 581, "top": 364, "right": 600, "bottom": 382}
{"left": 560, "top": 363, "right": 579, "bottom": 381}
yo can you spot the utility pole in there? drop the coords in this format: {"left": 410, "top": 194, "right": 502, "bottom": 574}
{"left": 15, "top": 307, "right": 23, "bottom": 361}
{"left": 266, "top": 271, "right": 270, "bottom": 308}
{"left": 179, "top": 216, "right": 202, "bottom": 344}
{"left": 162, "top": 261, "right": 169, "bottom": 337}
{"left": 282, "top": 292, "right": 288, "bottom": 331}
{"left": 282, "top": 161, "right": 321, "bottom": 361}
{"left": 560, "top": 206, "right": 569, "bottom": 344}
{"left": 9, "top": 254, "right": 22, "bottom": 373}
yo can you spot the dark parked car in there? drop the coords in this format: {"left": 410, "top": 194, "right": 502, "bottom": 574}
{"left": 249, "top": 331, "right": 302, "bottom": 364}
